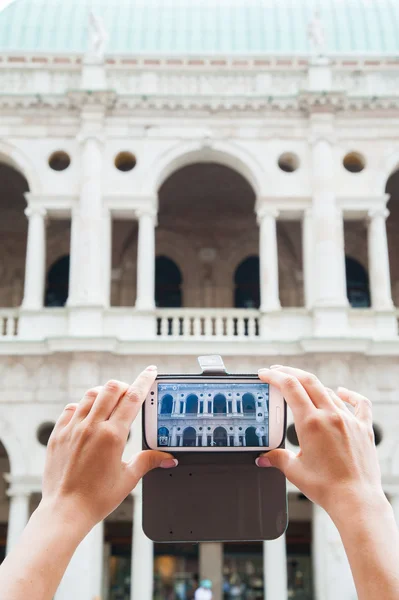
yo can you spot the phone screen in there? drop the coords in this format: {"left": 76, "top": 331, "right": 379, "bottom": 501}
{"left": 157, "top": 381, "right": 269, "bottom": 448}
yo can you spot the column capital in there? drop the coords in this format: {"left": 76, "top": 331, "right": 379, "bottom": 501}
{"left": 76, "top": 130, "right": 105, "bottom": 146}
{"left": 368, "top": 207, "right": 390, "bottom": 220}
{"left": 256, "top": 207, "right": 280, "bottom": 224}
{"left": 135, "top": 207, "right": 158, "bottom": 221}
{"left": 24, "top": 205, "right": 47, "bottom": 219}
{"left": 4, "top": 474, "right": 40, "bottom": 496}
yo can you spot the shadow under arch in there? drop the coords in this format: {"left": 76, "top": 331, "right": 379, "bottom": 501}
{"left": 147, "top": 140, "right": 264, "bottom": 198}
{"left": 0, "top": 141, "right": 41, "bottom": 195}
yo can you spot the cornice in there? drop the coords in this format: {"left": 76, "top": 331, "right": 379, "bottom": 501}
{"left": 0, "top": 92, "right": 398, "bottom": 115}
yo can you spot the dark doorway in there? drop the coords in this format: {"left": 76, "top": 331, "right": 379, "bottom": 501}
{"left": 155, "top": 256, "right": 182, "bottom": 308}
{"left": 345, "top": 256, "right": 370, "bottom": 308}
{"left": 186, "top": 394, "right": 198, "bottom": 414}
{"left": 242, "top": 393, "right": 256, "bottom": 415}
{"left": 182, "top": 427, "right": 196, "bottom": 447}
{"left": 245, "top": 426, "right": 259, "bottom": 446}
{"left": 160, "top": 394, "right": 173, "bottom": 415}
{"left": 234, "top": 256, "right": 260, "bottom": 308}
{"left": 213, "top": 427, "right": 227, "bottom": 447}
{"left": 214, "top": 394, "right": 227, "bottom": 414}
{"left": 45, "top": 255, "right": 70, "bottom": 307}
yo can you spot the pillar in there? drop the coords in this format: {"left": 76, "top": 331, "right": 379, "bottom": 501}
{"left": 263, "top": 534, "right": 287, "bottom": 600}
{"left": 68, "top": 131, "right": 105, "bottom": 307}
{"left": 311, "top": 136, "right": 348, "bottom": 309}
{"left": 21, "top": 206, "right": 47, "bottom": 310}
{"left": 131, "top": 491, "right": 154, "bottom": 600}
{"left": 257, "top": 208, "right": 281, "bottom": 312}
{"left": 302, "top": 208, "right": 314, "bottom": 309}
{"left": 55, "top": 521, "right": 104, "bottom": 600}
{"left": 368, "top": 208, "right": 394, "bottom": 310}
{"left": 135, "top": 209, "right": 156, "bottom": 310}
{"left": 312, "top": 504, "right": 356, "bottom": 600}
{"left": 6, "top": 490, "right": 30, "bottom": 554}
{"left": 199, "top": 542, "right": 223, "bottom": 600}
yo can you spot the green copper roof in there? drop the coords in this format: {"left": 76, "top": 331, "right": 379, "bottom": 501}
{"left": 0, "top": 0, "right": 398, "bottom": 55}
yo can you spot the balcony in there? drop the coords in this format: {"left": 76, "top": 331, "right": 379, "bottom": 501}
{"left": 1, "top": 306, "right": 398, "bottom": 356}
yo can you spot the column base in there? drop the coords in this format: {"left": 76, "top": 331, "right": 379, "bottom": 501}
{"left": 68, "top": 306, "right": 104, "bottom": 337}
{"left": 373, "top": 310, "right": 398, "bottom": 340}
{"left": 313, "top": 306, "right": 349, "bottom": 337}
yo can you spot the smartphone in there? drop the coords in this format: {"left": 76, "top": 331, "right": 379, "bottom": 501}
{"left": 144, "top": 376, "right": 285, "bottom": 452}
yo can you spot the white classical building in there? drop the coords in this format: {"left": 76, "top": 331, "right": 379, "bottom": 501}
{"left": 0, "top": 0, "right": 399, "bottom": 598}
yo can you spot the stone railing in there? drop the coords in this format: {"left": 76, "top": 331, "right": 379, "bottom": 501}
{"left": 0, "top": 309, "right": 19, "bottom": 337}
{"left": 155, "top": 309, "right": 260, "bottom": 339}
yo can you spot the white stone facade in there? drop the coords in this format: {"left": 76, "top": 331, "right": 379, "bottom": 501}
{"left": 0, "top": 19, "right": 399, "bottom": 600}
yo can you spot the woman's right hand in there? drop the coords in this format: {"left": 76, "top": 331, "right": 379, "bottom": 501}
{"left": 257, "top": 365, "right": 385, "bottom": 518}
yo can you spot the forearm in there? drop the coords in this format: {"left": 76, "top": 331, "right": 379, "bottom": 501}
{"left": 0, "top": 500, "right": 89, "bottom": 600}
{"left": 330, "top": 492, "right": 399, "bottom": 600}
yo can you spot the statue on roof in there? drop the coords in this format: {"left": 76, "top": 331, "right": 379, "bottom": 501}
{"left": 308, "top": 10, "right": 326, "bottom": 57}
{"left": 86, "top": 10, "right": 109, "bottom": 63}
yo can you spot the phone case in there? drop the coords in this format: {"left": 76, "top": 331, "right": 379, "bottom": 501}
{"left": 142, "top": 367, "right": 288, "bottom": 543}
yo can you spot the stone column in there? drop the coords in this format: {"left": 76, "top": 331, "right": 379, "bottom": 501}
{"left": 312, "top": 504, "right": 356, "bottom": 600}
{"left": 263, "top": 534, "right": 287, "bottom": 600}
{"left": 311, "top": 136, "right": 348, "bottom": 309}
{"left": 302, "top": 208, "right": 314, "bottom": 309}
{"left": 21, "top": 206, "right": 47, "bottom": 310}
{"left": 135, "top": 209, "right": 157, "bottom": 311}
{"left": 6, "top": 489, "right": 30, "bottom": 554}
{"left": 257, "top": 208, "right": 281, "bottom": 312}
{"left": 55, "top": 521, "right": 104, "bottom": 600}
{"left": 68, "top": 131, "right": 105, "bottom": 307}
{"left": 199, "top": 542, "right": 223, "bottom": 600}
{"left": 368, "top": 208, "right": 394, "bottom": 310}
{"left": 131, "top": 490, "right": 154, "bottom": 600}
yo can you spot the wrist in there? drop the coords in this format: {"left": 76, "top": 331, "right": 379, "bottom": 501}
{"left": 326, "top": 485, "right": 391, "bottom": 530}
{"left": 35, "top": 496, "right": 94, "bottom": 543}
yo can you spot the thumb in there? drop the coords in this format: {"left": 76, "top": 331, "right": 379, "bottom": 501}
{"left": 127, "top": 450, "right": 178, "bottom": 486}
{"left": 256, "top": 448, "right": 297, "bottom": 477}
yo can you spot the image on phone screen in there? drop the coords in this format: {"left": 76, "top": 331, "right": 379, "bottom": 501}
{"left": 157, "top": 382, "right": 269, "bottom": 448}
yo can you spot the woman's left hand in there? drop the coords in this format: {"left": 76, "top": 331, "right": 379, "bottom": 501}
{"left": 42, "top": 365, "right": 177, "bottom": 534}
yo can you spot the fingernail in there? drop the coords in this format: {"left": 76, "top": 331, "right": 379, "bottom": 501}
{"left": 270, "top": 365, "right": 283, "bottom": 369}
{"left": 64, "top": 403, "right": 77, "bottom": 411}
{"left": 146, "top": 365, "right": 157, "bottom": 371}
{"left": 258, "top": 368, "right": 270, "bottom": 374}
{"left": 256, "top": 456, "right": 272, "bottom": 468}
{"left": 160, "top": 458, "right": 178, "bottom": 469}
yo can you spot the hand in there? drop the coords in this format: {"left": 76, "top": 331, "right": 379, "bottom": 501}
{"left": 41, "top": 366, "right": 177, "bottom": 534}
{"left": 257, "top": 365, "right": 384, "bottom": 517}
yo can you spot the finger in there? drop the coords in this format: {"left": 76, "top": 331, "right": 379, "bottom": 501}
{"left": 88, "top": 380, "right": 130, "bottom": 422}
{"left": 70, "top": 387, "right": 103, "bottom": 424}
{"left": 269, "top": 366, "right": 334, "bottom": 410}
{"left": 111, "top": 366, "right": 157, "bottom": 433}
{"left": 258, "top": 368, "right": 315, "bottom": 418}
{"left": 52, "top": 403, "right": 79, "bottom": 435}
{"left": 256, "top": 448, "right": 297, "bottom": 476}
{"left": 126, "top": 450, "right": 178, "bottom": 488}
{"left": 337, "top": 387, "right": 373, "bottom": 426}
{"left": 325, "top": 387, "right": 349, "bottom": 412}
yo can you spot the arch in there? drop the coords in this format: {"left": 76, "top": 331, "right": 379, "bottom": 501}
{"left": 155, "top": 256, "right": 183, "bottom": 308}
{"left": 0, "top": 141, "right": 41, "bottom": 195}
{"left": 245, "top": 426, "right": 260, "bottom": 447}
{"left": 144, "top": 140, "right": 264, "bottom": 197}
{"left": 375, "top": 150, "right": 399, "bottom": 196}
{"left": 243, "top": 393, "right": 256, "bottom": 414}
{"left": 345, "top": 256, "right": 371, "bottom": 308}
{"left": 45, "top": 255, "right": 70, "bottom": 307}
{"left": 182, "top": 426, "right": 197, "bottom": 447}
{"left": 0, "top": 411, "right": 27, "bottom": 476}
{"left": 157, "top": 427, "right": 170, "bottom": 447}
{"left": 234, "top": 256, "right": 260, "bottom": 308}
{"left": 213, "top": 427, "right": 227, "bottom": 447}
{"left": 186, "top": 394, "right": 198, "bottom": 414}
{"left": 160, "top": 394, "right": 173, "bottom": 415}
{"left": 213, "top": 394, "right": 227, "bottom": 415}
